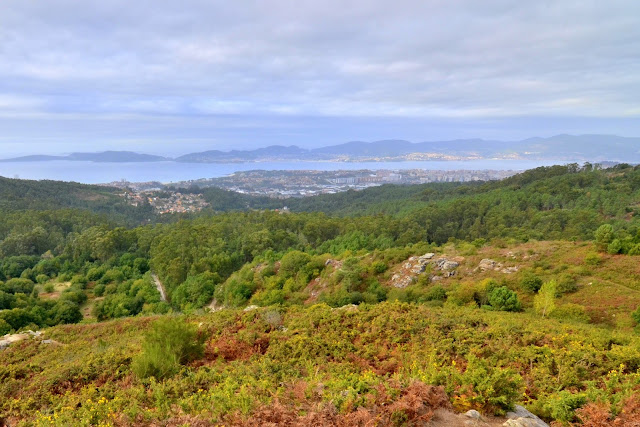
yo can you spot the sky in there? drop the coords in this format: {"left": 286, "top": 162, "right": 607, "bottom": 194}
{"left": 0, "top": 0, "right": 639, "bottom": 156}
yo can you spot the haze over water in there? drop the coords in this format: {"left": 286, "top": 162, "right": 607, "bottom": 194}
{"left": 0, "top": 159, "right": 565, "bottom": 184}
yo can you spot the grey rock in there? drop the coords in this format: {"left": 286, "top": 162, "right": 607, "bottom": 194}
{"left": 465, "top": 410, "right": 482, "bottom": 419}
{"left": 441, "top": 260, "right": 459, "bottom": 270}
{"left": 503, "top": 406, "right": 548, "bottom": 427}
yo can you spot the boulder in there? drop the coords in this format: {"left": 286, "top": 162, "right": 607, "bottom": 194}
{"left": 503, "top": 406, "right": 548, "bottom": 427}
{"left": 442, "top": 260, "right": 459, "bottom": 270}
{"left": 477, "top": 258, "right": 499, "bottom": 271}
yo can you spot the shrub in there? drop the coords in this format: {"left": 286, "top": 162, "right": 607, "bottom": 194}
{"left": 371, "top": 261, "right": 388, "bottom": 274}
{"left": 584, "top": 252, "right": 602, "bottom": 266}
{"left": 86, "top": 266, "right": 107, "bottom": 282}
{"left": 519, "top": 272, "right": 543, "bottom": 293}
{"left": 0, "top": 318, "right": 11, "bottom": 335}
{"left": 52, "top": 300, "right": 83, "bottom": 324}
{"left": 43, "top": 283, "right": 55, "bottom": 293}
{"left": 35, "top": 274, "right": 49, "bottom": 284}
{"left": 98, "top": 269, "right": 125, "bottom": 285}
{"left": 132, "top": 317, "right": 204, "bottom": 379}
{"left": 425, "top": 285, "right": 447, "bottom": 302}
{"left": 71, "top": 274, "right": 88, "bottom": 286}
{"left": 556, "top": 273, "right": 578, "bottom": 295}
{"left": 279, "top": 251, "right": 312, "bottom": 279}
{"left": 488, "top": 287, "right": 521, "bottom": 312}
{"left": 552, "top": 304, "right": 590, "bottom": 323}
{"left": 607, "top": 239, "right": 623, "bottom": 255}
{"left": 1, "top": 278, "right": 35, "bottom": 295}
{"left": 0, "top": 291, "right": 15, "bottom": 310}
{"left": 172, "top": 272, "right": 219, "bottom": 309}
{"left": 93, "top": 284, "right": 106, "bottom": 297}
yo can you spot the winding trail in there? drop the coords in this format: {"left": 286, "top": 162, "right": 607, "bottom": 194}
{"left": 151, "top": 273, "right": 168, "bottom": 302}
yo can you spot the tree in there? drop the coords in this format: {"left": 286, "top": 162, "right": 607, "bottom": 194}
{"left": 594, "top": 224, "right": 614, "bottom": 251}
{"left": 488, "top": 287, "right": 521, "bottom": 312}
{"left": 534, "top": 280, "right": 557, "bottom": 318}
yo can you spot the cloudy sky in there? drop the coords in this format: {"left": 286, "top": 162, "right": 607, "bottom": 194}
{"left": 1, "top": 0, "right": 639, "bottom": 156}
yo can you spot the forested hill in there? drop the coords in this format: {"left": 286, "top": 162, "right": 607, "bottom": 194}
{"left": 281, "top": 163, "right": 638, "bottom": 218}
{"left": 0, "top": 176, "right": 154, "bottom": 223}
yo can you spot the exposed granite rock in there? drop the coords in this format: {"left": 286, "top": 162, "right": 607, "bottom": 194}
{"left": 503, "top": 406, "right": 548, "bottom": 427}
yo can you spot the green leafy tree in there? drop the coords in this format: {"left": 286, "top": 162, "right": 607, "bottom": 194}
{"left": 594, "top": 224, "right": 614, "bottom": 250}
{"left": 534, "top": 280, "right": 557, "bottom": 318}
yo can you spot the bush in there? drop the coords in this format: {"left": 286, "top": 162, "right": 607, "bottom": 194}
{"left": 35, "top": 274, "right": 49, "bottom": 284}
{"left": 519, "top": 272, "right": 543, "bottom": 293}
{"left": 556, "top": 273, "right": 578, "bottom": 295}
{"left": 71, "top": 274, "right": 88, "bottom": 286}
{"left": 552, "top": 304, "right": 590, "bottom": 323}
{"left": 1, "top": 278, "right": 35, "bottom": 295}
{"left": 371, "top": 261, "right": 388, "bottom": 274}
{"left": 132, "top": 317, "right": 204, "bottom": 379}
{"left": 607, "top": 239, "right": 623, "bottom": 255}
{"left": 584, "top": 252, "right": 602, "bottom": 266}
{"left": 0, "top": 318, "right": 11, "bottom": 335}
{"left": 488, "top": 287, "right": 521, "bottom": 312}
{"left": 52, "top": 300, "right": 83, "bottom": 324}
{"left": 93, "top": 284, "right": 106, "bottom": 297}
{"left": 43, "top": 283, "right": 55, "bottom": 293}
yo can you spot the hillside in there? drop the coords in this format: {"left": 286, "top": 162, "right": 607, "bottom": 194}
{"left": 2, "top": 164, "right": 640, "bottom": 425}
{"left": 0, "top": 176, "right": 154, "bottom": 220}
{"left": 2, "top": 303, "right": 640, "bottom": 425}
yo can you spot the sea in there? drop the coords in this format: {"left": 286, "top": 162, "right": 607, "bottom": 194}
{"left": 0, "top": 159, "right": 567, "bottom": 184}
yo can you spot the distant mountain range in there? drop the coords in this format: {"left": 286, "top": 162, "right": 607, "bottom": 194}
{"left": 2, "top": 135, "right": 639, "bottom": 163}
{"left": 0, "top": 151, "right": 167, "bottom": 163}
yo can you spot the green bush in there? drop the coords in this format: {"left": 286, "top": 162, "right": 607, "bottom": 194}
{"left": 551, "top": 303, "right": 590, "bottom": 323}
{"left": 488, "top": 287, "right": 521, "bottom": 312}
{"left": 35, "top": 274, "right": 49, "bottom": 284}
{"left": 43, "top": 283, "right": 55, "bottom": 293}
{"left": 584, "top": 252, "right": 602, "bottom": 266}
{"left": 519, "top": 271, "right": 543, "bottom": 293}
{"left": 52, "top": 300, "right": 83, "bottom": 324}
{"left": 0, "top": 318, "right": 11, "bottom": 335}
{"left": 556, "top": 273, "right": 578, "bottom": 295}
{"left": 132, "top": 317, "right": 204, "bottom": 379}
{"left": 1, "top": 278, "right": 35, "bottom": 295}
{"left": 93, "top": 283, "right": 106, "bottom": 297}
{"left": 371, "top": 261, "right": 388, "bottom": 274}
{"left": 607, "top": 239, "right": 623, "bottom": 255}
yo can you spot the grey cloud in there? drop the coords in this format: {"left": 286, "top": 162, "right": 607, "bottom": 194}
{"left": 0, "top": 0, "right": 639, "bottom": 153}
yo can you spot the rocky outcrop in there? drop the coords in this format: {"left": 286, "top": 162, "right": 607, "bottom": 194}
{"left": 503, "top": 406, "right": 548, "bottom": 427}
{"left": 390, "top": 253, "right": 462, "bottom": 288}
{"left": 476, "top": 259, "right": 519, "bottom": 274}
{"left": 1, "top": 330, "right": 48, "bottom": 350}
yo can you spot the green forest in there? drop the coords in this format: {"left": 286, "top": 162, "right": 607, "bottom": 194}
{"left": 2, "top": 163, "right": 640, "bottom": 425}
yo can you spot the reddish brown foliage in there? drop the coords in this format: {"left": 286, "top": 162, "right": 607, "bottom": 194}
{"left": 575, "top": 395, "right": 640, "bottom": 427}
{"left": 229, "top": 381, "right": 450, "bottom": 427}
{"left": 200, "top": 333, "right": 270, "bottom": 363}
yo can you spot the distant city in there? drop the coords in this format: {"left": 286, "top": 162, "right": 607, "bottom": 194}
{"left": 104, "top": 168, "right": 518, "bottom": 214}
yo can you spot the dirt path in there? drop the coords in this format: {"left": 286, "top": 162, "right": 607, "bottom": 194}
{"left": 151, "top": 273, "right": 168, "bottom": 302}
